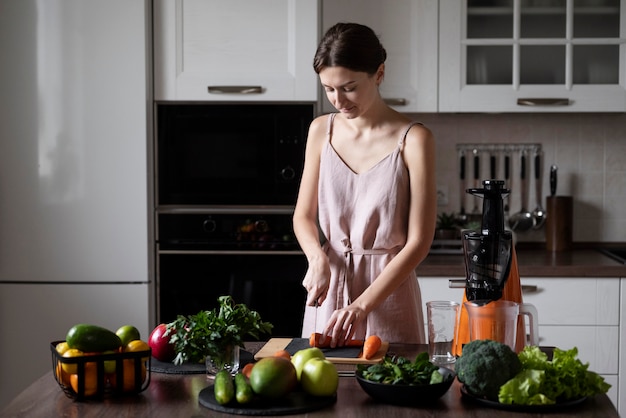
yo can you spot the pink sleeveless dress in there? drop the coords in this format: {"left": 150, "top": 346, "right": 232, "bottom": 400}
{"left": 301, "top": 114, "right": 426, "bottom": 344}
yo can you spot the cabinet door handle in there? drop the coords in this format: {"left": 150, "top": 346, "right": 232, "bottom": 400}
{"left": 522, "top": 284, "right": 538, "bottom": 293}
{"left": 449, "top": 280, "right": 539, "bottom": 294}
{"left": 517, "top": 98, "right": 570, "bottom": 106}
{"left": 448, "top": 279, "right": 466, "bottom": 288}
{"left": 383, "top": 98, "right": 407, "bottom": 106}
{"left": 208, "top": 86, "right": 264, "bottom": 94}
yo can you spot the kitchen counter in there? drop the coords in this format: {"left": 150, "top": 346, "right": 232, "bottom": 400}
{"left": 1, "top": 343, "right": 617, "bottom": 418}
{"left": 418, "top": 249, "right": 626, "bottom": 277}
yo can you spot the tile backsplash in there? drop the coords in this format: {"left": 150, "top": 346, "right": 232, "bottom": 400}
{"left": 414, "top": 113, "right": 626, "bottom": 244}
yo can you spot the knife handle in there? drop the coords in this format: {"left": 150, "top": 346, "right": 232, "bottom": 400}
{"left": 550, "top": 165, "right": 558, "bottom": 196}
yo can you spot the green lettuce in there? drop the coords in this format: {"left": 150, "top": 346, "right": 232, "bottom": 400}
{"left": 498, "top": 346, "right": 611, "bottom": 405}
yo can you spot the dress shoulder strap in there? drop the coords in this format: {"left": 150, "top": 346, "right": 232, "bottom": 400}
{"left": 326, "top": 113, "right": 337, "bottom": 142}
{"left": 398, "top": 121, "right": 424, "bottom": 146}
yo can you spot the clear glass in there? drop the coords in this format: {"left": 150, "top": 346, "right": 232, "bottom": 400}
{"left": 427, "top": 301, "right": 461, "bottom": 365}
{"left": 467, "top": 0, "right": 513, "bottom": 39}
{"left": 573, "top": 45, "right": 620, "bottom": 84}
{"left": 467, "top": 46, "right": 512, "bottom": 84}
{"left": 205, "top": 345, "right": 240, "bottom": 377}
{"left": 520, "top": 45, "right": 565, "bottom": 84}
{"left": 574, "top": 0, "right": 620, "bottom": 38}
{"left": 521, "top": 0, "right": 567, "bottom": 38}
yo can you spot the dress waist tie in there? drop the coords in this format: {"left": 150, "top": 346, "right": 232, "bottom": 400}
{"left": 327, "top": 238, "right": 401, "bottom": 310}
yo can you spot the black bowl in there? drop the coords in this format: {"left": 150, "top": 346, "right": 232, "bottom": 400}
{"left": 355, "top": 367, "right": 456, "bottom": 405}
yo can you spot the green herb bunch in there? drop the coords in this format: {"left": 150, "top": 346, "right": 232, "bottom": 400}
{"left": 165, "top": 295, "right": 273, "bottom": 365}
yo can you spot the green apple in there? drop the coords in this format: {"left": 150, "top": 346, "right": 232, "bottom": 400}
{"left": 291, "top": 347, "right": 325, "bottom": 380}
{"left": 300, "top": 358, "right": 338, "bottom": 396}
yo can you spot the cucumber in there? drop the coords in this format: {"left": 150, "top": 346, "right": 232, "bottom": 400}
{"left": 214, "top": 370, "right": 235, "bottom": 405}
{"left": 66, "top": 324, "right": 122, "bottom": 352}
{"left": 234, "top": 372, "right": 254, "bottom": 404}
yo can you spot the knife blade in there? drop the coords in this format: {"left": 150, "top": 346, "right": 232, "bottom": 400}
{"left": 313, "top": 300, "right": 318, "bottom": 333}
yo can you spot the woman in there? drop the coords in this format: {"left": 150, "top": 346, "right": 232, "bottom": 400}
{"left": 293, "top": 22, "right": 437, "bottom": 347}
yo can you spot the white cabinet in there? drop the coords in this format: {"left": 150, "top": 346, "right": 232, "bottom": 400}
{"left": 521, "top": 277, "right": 620, "bottom": 411}
{"left": 321, "top": 0, "right": 438, "bottom": 113}
{"left": 153, "top": 0, "right": 319, "bottom": 101}
{"left": 439, "top": 1, "right": 626, "bottom": 112}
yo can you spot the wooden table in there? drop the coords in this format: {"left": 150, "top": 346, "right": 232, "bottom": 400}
{"left": 1, "top": 343, "right": 618, "bottom": 418}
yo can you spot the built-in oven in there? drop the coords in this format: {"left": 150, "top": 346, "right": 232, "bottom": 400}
{"left": 156, "top": 207, "right": 307, "bottom": 337}
{"left": 154, "top": 103, "right": 315, "bottom": 337}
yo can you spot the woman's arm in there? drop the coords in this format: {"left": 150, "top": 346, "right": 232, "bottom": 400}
{"left": 325, "top": 123, "right": 437, "bottom": 346}
{"left": 293, "top": 116, "right": 332, "bottom": 307}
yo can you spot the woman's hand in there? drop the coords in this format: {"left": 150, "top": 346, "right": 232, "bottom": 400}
{"left": 324, "top": 304, "right": 366, "bottom": 348}
{"left": 302, "top": 255, "right": 331, "bottom": 307}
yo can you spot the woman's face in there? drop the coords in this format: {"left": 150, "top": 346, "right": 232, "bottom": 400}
{"left": 318, "top": 65, "right": 383, "bottom": 119}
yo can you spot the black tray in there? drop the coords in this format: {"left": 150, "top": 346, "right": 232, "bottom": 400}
{"left": 198, "top": 385, "right": 336, "bottom": 416}
{"left": 460, "top": 385, "right": 587, "bottom": 412}
{"left": 150, "top": 349, "right": 255, "bottom": 374}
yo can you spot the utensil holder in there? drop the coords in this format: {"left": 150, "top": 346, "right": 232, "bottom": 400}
{"left": 545, "top": 196, "right": 573, "bottom": 251}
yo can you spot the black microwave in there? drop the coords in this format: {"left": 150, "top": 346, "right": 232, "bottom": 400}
{"left": 156, "top": 103, "right": 315, "bottom": 206}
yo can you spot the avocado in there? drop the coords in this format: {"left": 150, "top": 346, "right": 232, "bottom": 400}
{"left": 66, "top": 324, "right": 122, "bottom": 352}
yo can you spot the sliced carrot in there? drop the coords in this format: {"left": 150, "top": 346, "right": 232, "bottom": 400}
{"left": 362, "top": 335, "right": 382, "bottom": 359}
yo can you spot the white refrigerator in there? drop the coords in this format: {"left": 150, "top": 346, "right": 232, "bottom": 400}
{"left": 0, "top": 0, "right": 152, "bottom": 408}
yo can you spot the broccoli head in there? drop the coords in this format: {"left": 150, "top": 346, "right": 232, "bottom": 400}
{"left": 455, "top": 339, "right": 522, "bottom": 400}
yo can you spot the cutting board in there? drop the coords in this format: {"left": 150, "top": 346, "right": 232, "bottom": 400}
{"left": 254, "top": 338, "right": 388, "bottom": 364}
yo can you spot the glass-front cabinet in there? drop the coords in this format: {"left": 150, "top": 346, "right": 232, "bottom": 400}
{"left": 439, "top": 0, "right": 626, "bottom": 112}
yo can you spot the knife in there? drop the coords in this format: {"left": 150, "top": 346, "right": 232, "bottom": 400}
{"left": 313, "top": 300, "right": 318, "bottom": 333}
{"left": 472, "top": 149, "right": 480, "bottom": 213}
{"left": 550, "top": 165, "right": 558, "bottom": 196}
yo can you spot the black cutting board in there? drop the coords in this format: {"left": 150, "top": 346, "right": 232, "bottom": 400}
{"left": 254, "top": 338, "right": 388, "bottom": 364}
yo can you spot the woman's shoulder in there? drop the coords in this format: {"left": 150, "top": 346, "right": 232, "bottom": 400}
{"left": 307, "top": 113, "right": 334, "bottom": 142}
{"left": 404, "top": 120, "right": 433, "bottom": 144}
{"left": 401, "top": 120, "right": 435, "bottom": 163}
{"left": 304, "top": 114, "right": 333, "bottom": 155}
{"left": 310, "top": 113, "right": 333, "bottom": 133}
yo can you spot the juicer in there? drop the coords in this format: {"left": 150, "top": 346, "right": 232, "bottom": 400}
{"left": 453, "top": 179, "right": 527, "bottom": 355}
{"left": 462, "top": 180, "right": 513, "bottom": 304}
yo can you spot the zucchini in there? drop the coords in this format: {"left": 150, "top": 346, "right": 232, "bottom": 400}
{"left": 66, "top": 324, "right": 122, "bottom": 352}
{"left": 234, "top": 372, "right": 254, "bottom": 404}
{"left": 214, "top": 370, "right": 235, "bottom": 405}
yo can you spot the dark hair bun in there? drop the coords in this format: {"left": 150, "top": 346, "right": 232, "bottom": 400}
{"left": 314, "top": 22, "right": 386, "bottom": 74}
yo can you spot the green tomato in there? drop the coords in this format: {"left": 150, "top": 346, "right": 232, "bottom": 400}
{"left": 103, "top": 350, "right": 117, "bottom": 374}
{"left": 115, "top": 325, "right": 141, "bottom": 346}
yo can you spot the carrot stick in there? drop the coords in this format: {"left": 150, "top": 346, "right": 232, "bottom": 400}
{"left": 310, "top": 332, "right": 330, "bottom": 347}
{"left": 362, "top": 335, "right": 382, "bottom": 359}
{"left": 344, "top": 339, "right": 364, "bottom": 347}
{"left": 309, "top": 332, "right": 363, "bottom": 348}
